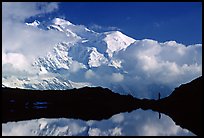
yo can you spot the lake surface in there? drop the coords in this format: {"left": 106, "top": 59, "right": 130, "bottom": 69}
{"left": 2, "top": 86, "right": 199, "bottom": 136}
{"left": 2, "top": 109, "right": 195, "bottom": 136}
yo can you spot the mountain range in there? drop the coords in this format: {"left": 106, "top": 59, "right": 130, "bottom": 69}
{"left": 2, "top": 75, "right": 202, "bottom": 136}
{"left": 2, "top": 17, "right": 202, "bottom": 98}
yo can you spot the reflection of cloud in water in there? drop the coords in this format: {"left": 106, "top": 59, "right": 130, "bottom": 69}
{"left": 111, "top": 113, "right": 124, "bottom": 123}
{"left": 2, "top": 109, "right": 195, "bottom": 136}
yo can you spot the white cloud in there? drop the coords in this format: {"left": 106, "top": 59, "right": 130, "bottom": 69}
{"left": 2, "top": 2, "right": 58, "bottom": 22}
{"left": 2, "top": 109, "right": 195, "bottom": 136}
{"left": 64, "top": 39, "right": 200, "bottom": 99}
{"left": 89, "top": 24, "right": 102, "bottom": 30}
{"left": 42, "top": 2, "right": 59, "bottom": 13}
{"left": 88, "top": 128, "right": 102, "bottom": 136}
{"left": 2, "top": 2, "right": 202, "bottom": 99}
{"left": 111, "top": 113, "right": 124, "bottom": 123}
{"left": 111, "top": 73, "right": 124, "bottom": 82}
{"left": 115, "top": 39, "right": 202, "bottom": 97}
{"left": 2, "top": 52, "right": 30, "bottom": 71}
{"left": 3, "top": 23, "right": 67, "bottom": 58}
{"left": 107, "top": 26, "right": 121, "bottom": 31}
{"left": 69, "top": 61, "right": 84, "bottom": 73}
{"left": 85, "top": 69, "right": 96, "bottom": 79}
{"left": 2, "top": 2, "right": 65, "bottom": 75}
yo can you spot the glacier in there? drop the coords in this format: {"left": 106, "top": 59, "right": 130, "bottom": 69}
{"left": 2, "top": 17, "right": 202, "bottom": 98}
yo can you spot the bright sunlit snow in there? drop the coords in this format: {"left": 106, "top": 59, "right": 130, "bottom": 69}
{"left": 2, "top": 14, "right": 202, "bottom": 98}
{"left": 2, "top": 2, "right": 202, "bottom": 136}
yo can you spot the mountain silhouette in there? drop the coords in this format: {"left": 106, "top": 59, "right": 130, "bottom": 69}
{"left": 2, "top": 87, "right": 141, "bottom": 123}
{"left": 139, "top": 76, "right": 203, "bottom": 136}
{"left": 157, "top": 76, "right": 202, "bottom": 136}
{"left": 2, "top": 76, "right": 202, "bottom": 135}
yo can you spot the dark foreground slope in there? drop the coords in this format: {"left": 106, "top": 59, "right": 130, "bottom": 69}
{"left": 140, "top": 76, "right": 203, "bottom": 136}
{"left": 158, "top": 76, "right": 203, "bottom": 136}
{"left": 2, "top": 76, "right": 203, "bottom": 135}
{"left": 2, "top": 87, "right": 141, "bottom": 123}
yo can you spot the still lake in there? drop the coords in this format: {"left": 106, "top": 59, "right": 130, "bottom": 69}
{"left": 2, "top": 109, "right": 195, "bottom": 136}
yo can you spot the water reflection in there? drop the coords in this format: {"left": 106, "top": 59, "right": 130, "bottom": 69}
{"left": 3, "top": 83, "right": 201, "bottom": 136}
{"left": 2, "top": 109, "right": 195, "bottom": 136}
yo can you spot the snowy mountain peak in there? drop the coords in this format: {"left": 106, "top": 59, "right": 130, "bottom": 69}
{"left": 26, "top": 20, "right": 40, "bottom": 27}
{"left": 88, "top": 47, "right": 108, "bottom": 68}
{"left": 52, "top": 18, "right": 73, "bottom": 26}
{"left": 104, "top": 30, "right": 123, "bottom": 36}
{"left": 4, "top": 18, "right": 138, "bottom": 91}
{"left": 104, "top": 30, "right": 133, "bottom": 40}
{"left": 3, "top": 16, "right": 201, "bottom": 99}
{"left": 103, "top": 31, "right": 136, "bottom": 57}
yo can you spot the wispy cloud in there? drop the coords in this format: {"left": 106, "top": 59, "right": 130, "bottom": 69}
{"left": 89, "top": 24, "right": 121, "bottom": 32}
{"left": 153, "top": 22, "right": 160, "bottom": 28}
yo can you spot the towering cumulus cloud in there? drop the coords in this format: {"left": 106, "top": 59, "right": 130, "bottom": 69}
{"left": 113, "top": 39, "right": 202, "bottom": 97}
{"left": 2, "top": 2, "right": 202, "bottom": 98}
{"left": 2, "top": 2, "right": 67, "bottom": 73}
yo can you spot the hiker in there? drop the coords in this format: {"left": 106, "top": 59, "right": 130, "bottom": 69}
{"left": 158, "top": 92, "right": 161, "bottom": 119}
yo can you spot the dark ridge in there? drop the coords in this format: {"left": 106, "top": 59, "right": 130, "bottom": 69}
{"left": 2, "top": 76, "right": 203, "bottom": 136}
{"left": 139, "top": 76, "right": 203, "bottom": 136}
{"left": 158, "top": 76, "right": 203, "bottom": 136}
{"left": 2, "top": 86, "right": 142, "bottom": 123}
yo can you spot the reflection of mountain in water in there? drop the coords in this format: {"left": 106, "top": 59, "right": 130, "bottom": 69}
{"left": 154, "top": 76, "right": 202, "bottom": 136}
{"left": 2, "top": 87, "right": 141, "bottom": 122}
{"left": 2, "top": 76, "right": 202, "bottom": 136}
{"left": 139, "top": 76, "right": 202, "bottom": 136}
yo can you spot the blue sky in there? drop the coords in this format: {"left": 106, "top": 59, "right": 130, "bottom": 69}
{"left": 3, "top": 2, "right": 202, "bottom": 99}
{"left": 35, "top": 2, "right": 202, "bottom": 45}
